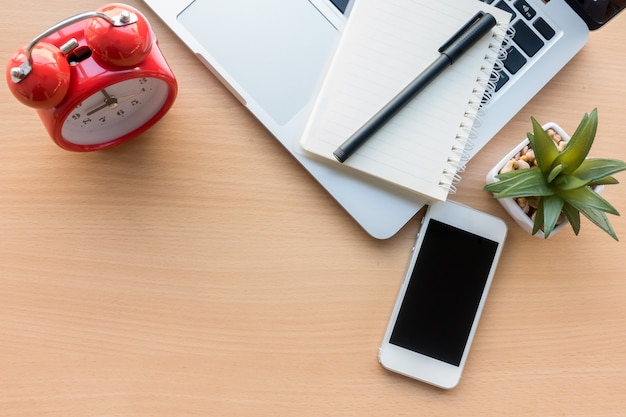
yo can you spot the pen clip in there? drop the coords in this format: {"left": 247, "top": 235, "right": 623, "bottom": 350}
{"left": 438, "top": 11, "right": 486, "bottom": 53}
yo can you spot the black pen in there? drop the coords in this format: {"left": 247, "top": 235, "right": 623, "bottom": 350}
{"left": 333, "top": 11, "right": 497, "bottom": 163}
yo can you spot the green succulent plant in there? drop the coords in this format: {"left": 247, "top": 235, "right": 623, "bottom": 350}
{"left": 484, "top": 108, "right": 626, "bottom": 240}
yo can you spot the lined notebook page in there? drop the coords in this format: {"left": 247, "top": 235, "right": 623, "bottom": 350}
{"left": 299, "top": 0, "right": 510, "bottom": 202}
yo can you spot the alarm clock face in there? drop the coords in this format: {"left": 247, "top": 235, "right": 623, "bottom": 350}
{"left": 61, "top": 77, "right": 170, "bottom": 146}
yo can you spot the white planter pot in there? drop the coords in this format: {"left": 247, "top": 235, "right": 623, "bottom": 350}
{"left": 485, "top": 122, "right": 603, "bottom": 238}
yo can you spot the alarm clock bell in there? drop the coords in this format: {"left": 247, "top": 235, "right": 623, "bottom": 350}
{"left": 6, "top": 3, "right": 177, "bottom": 151}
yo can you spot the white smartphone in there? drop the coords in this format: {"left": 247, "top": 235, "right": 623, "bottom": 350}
{"left": 379, "top": 201, "right": 507, "bottom": 389}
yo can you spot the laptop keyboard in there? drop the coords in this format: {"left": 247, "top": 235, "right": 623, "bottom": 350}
{"left": 480, "top": 0, "right": 557, "bottom": 93}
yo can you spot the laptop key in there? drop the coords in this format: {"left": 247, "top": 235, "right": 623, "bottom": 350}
{"left": 494, "top": 70, "right": 510, "bottom": 92}
{"left": 512, "top": 20, "right": 544, "bottom": 57}
{"left": 504, "top": 46, "right": 527, "bottom": 74}
{"left": 514, "top": 0, "right": 536, "bottom": 20}
{"left": 494, "top": 0, "right": 516, "bottom": 20}
{"left": 533, "top": 17, "right": 556, "bottom": 40}
{"left": 329, "top": 0, "right": 349, "bottom": 14}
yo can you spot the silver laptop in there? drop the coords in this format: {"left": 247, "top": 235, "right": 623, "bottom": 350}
{"left": 141, "top": 0, "right": 624, "bottom": 239}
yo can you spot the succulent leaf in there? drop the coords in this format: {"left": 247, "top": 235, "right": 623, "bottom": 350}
{"left": 547, "top": 164, "right": 565, "bottom": 183}
{"left": 578, "top": 207, "right": 619, "bottom": 241}
{"left": 553, "top": 174, "right": 590, "bottom": 190}
{"left": 562, "top": 203, "right": 581, "bottom": 235}
{"left": 588, "top": 176, "right": 619, "bottom": 186}
{"left": 574, "top": 158, "right": 626, "bottom": 183}
{"left": 532, "top": 199, "right": 545, "bottom": 236}
{"left": 485, "top": 167, "right": 553, "bottom": 198}
{"left": 527, "top": 117, "right": 559, "bottom": 175}
{"left": 541, "top": 195, "right": 565, "bottom": 238}
{"left": 555, "top": 109, "right": 597, "bottom": 174}
{"left": 558, "top": 186, "right": 620, "bottom": 216}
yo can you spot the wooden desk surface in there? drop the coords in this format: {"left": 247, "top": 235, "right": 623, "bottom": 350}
{"left": 2, "top": 2, "right": 625, "bottom": 415}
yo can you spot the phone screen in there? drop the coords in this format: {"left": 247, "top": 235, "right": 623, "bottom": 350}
{"left": 389, "top": 219, "right": 499, "bottom": 366}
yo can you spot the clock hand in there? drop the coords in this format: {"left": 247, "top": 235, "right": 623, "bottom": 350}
{"left": 101, "top": 88, "right": 113, "bottom": 101}
{"left": 85, "top": 88, "right": 145, "bottom": 116}
{"left": 115, "top": 89, "right": 144, "bottom": 104}
{"left": 86, "top": 102, "right": 111, "bottom": 116}
{"left": 86, "top": 89, "right": 119, "bottom": 116}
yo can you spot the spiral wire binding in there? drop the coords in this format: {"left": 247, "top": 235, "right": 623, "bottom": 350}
{"left": 438, "top": 23, "right": 515, "bottom": 194}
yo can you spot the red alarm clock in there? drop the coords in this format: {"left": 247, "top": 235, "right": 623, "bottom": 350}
{"left": 6, "top": 3, "right": 177, "bottom": 151}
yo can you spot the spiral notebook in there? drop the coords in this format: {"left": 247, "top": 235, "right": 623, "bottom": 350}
{"left": 299, "top": 0, "right": 511, "bottom": 202}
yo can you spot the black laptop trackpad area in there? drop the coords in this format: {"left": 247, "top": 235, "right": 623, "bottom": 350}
{"left": 178, "top": 0, "right": 338, "bottom": 126}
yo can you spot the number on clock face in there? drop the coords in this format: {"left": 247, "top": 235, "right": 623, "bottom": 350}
{"left": 61, "top": 77, "right": 169, "bottom": 146}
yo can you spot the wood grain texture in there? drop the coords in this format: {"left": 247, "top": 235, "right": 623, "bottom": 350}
{"left": 1, "top": 2, "right": 625, "bottom": 415}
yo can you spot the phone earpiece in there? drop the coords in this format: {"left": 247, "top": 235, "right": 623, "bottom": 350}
{"left": 6, "top": 42, "right": 71, "bottom": 109}
{"left": 85, "top": 4, "right": 153, "bottom": 68}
